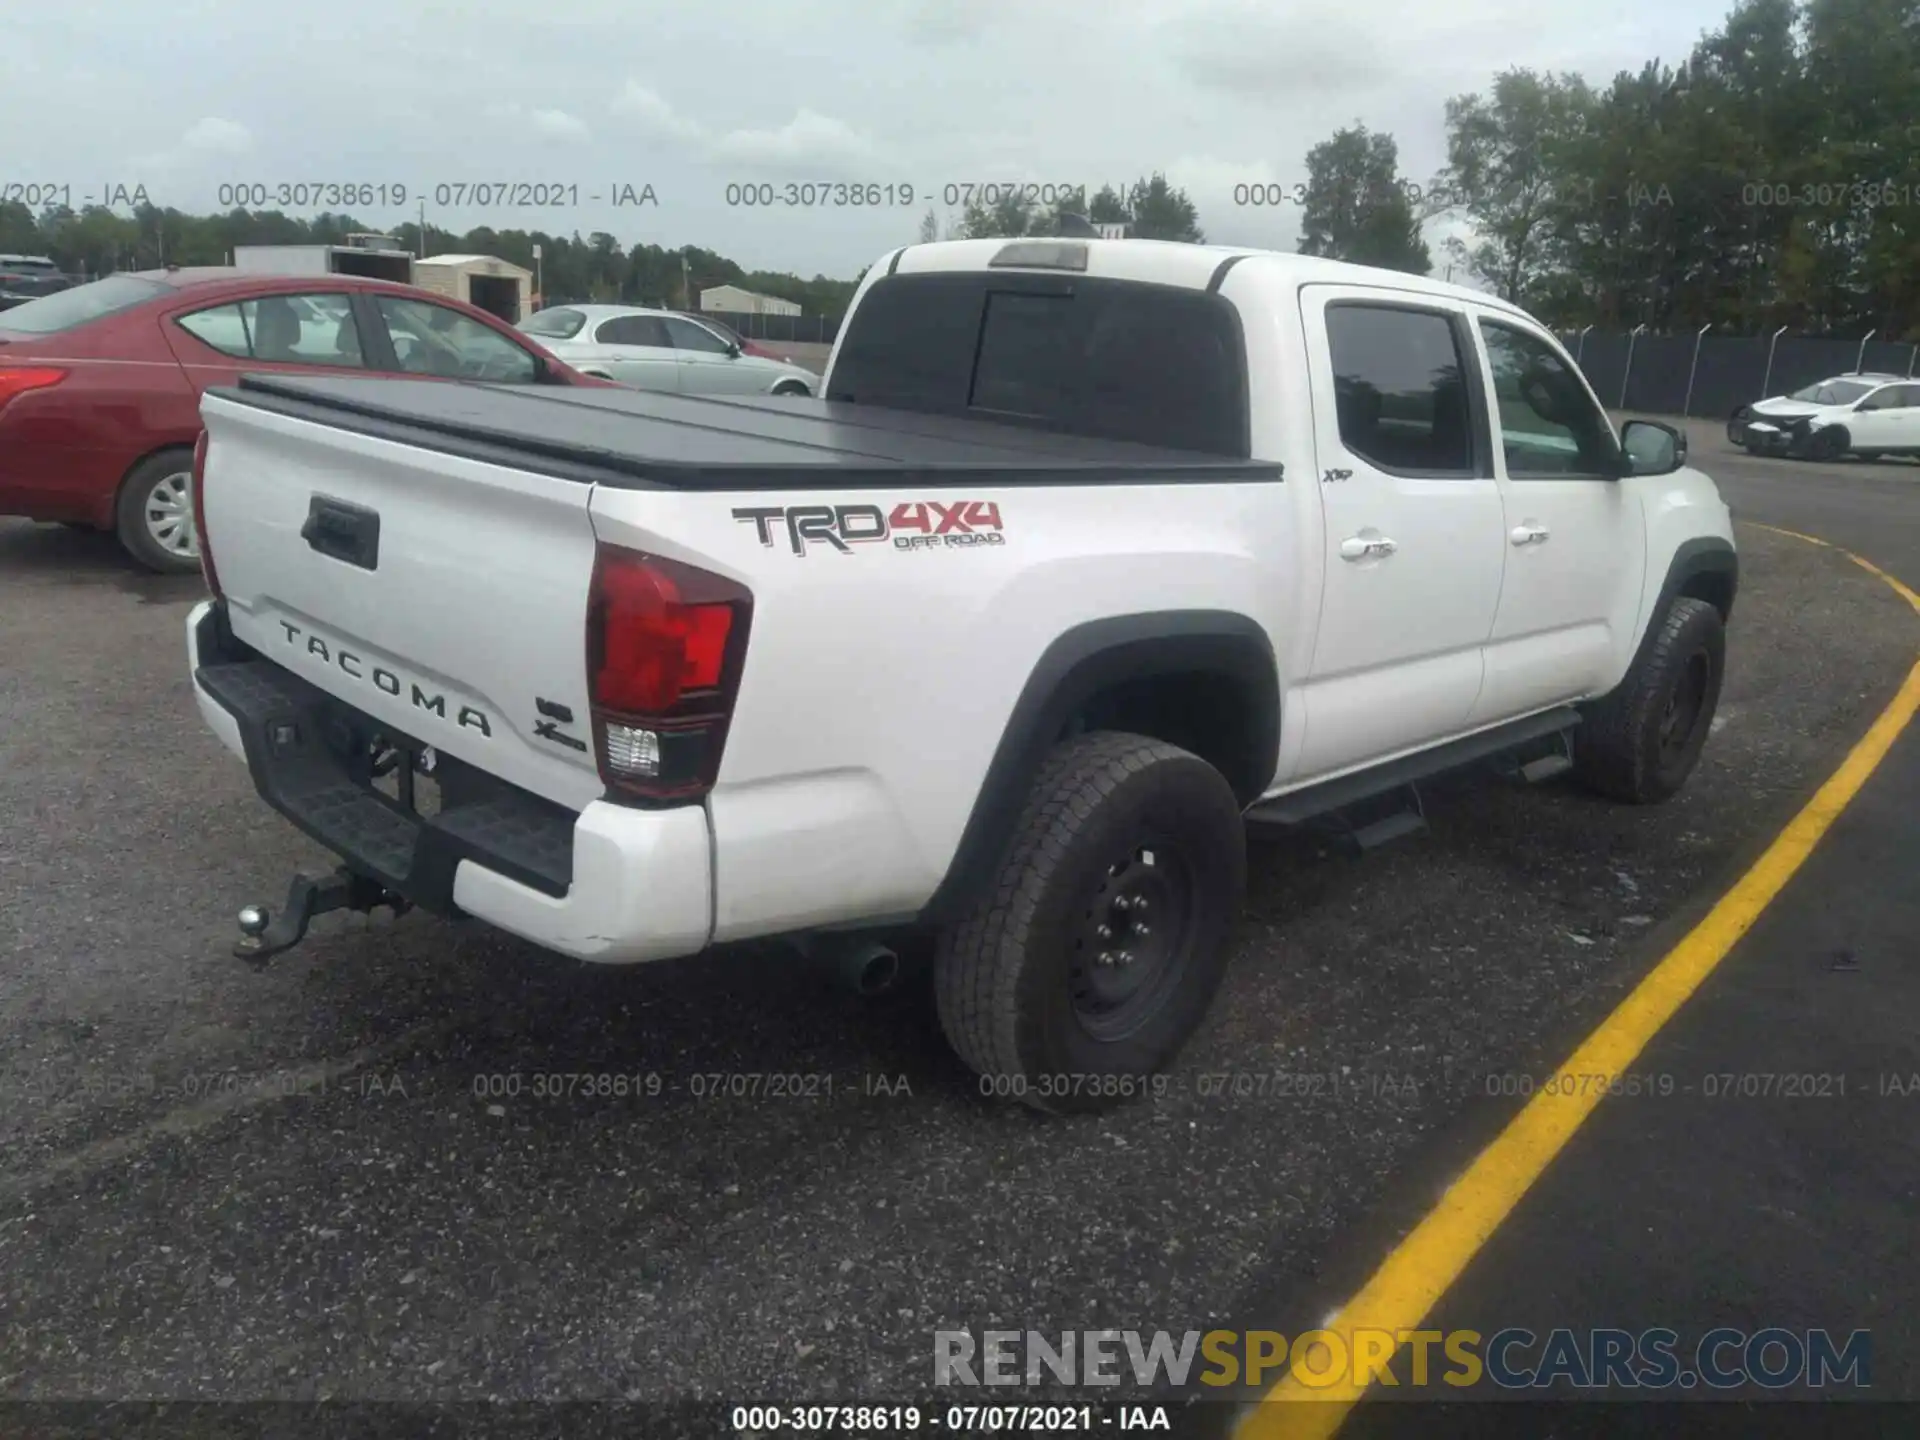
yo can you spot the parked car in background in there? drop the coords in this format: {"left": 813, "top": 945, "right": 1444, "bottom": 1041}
{"left": 0, "top": 254, "right": 72, "bottom": 311}
{"left": 518, "top": 304, "right": 815, "bottom": 396}
{"left": 673, "top": 311, "right": 779, "bottom": 359}
{"left": 1728, "top": 373, "right": 1920, "bottom": 459}
{"left": 0, "top": 269, "right": 595, "bottom": 573}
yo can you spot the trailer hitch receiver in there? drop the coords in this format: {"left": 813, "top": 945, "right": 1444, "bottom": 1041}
{"left": 233, "top": 867, "right": 410, "bottom": 966}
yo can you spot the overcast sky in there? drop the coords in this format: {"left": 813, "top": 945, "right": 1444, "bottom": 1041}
{"left": 7, "top": 0, "right": 1729, "bottom": 280}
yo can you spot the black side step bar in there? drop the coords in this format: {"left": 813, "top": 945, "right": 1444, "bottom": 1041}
{"left": 1246, "top": 706, "right": 1582, "bottom": 827}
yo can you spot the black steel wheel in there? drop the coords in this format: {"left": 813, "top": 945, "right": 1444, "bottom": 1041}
{"left": 1574, "top": 596, "right": 1726, "bottom": 804}
{"left": 934, "top": 731, "right": 1246, "bottom": 1114}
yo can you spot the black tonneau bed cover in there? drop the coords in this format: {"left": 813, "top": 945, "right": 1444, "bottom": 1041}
{"left": 213, "top": 374, "right": 1281, "bottom": 491}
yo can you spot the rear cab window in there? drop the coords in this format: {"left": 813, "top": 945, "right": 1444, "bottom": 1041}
{"left": 827, "top": 271, "right": 1250, "bottom": 456}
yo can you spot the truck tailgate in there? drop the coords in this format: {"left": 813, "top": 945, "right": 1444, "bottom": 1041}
{"left": 198, "top": 388, "right": 603, "bottom": 813}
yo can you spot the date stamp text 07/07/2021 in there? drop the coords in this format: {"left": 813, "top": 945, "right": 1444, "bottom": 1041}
{"left": 0, "top": 181, "right": 659, "bottom": 210}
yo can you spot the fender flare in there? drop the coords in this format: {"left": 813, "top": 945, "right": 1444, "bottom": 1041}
{"left": 915, "top": 610, "right": 1279, "bottom": 926}
{"left": 1624, "top": 536, "right": 1738, "bottom": 680}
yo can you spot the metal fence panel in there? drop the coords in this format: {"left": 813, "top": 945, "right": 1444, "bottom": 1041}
{"left": 1576, "top": 331, "right": 1631, "bottom": 410}
{"left": 702, "top": 309, "right": 841, "bottom": 344}
{"left": 1562, "top": 329, "right": 1920, "bottom": 417}
{"left": 1685, "top": 336, "right": 1770, "bottom": 419}
{"left": 1622, "top": 334, "right": 1693, "bottom": 413}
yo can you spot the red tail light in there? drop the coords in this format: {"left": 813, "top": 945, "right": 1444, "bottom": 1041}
{"left": 586, "top": 546, "right": 752, "bottom": 802}
{"left": 190, "top": 428, "right": 221, "bottom": 596}
{"left": 0, "top": 365, "right": 67, "bottom": 412}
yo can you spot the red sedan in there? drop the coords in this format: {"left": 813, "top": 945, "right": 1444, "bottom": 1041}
{"left": 0, "top": 269, "right": 596, "bottom": 573}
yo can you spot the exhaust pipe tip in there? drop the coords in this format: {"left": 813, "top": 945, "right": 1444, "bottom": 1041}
{"left": 852, "top": 944, "right": 901, "bottom": 997}
{"left": 795, "top": 936, "right": 902, "bottom": 996}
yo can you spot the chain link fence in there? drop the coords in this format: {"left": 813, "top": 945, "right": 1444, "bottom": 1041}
{"left": 700, "top": 310, "right": 842, "bottom": 344}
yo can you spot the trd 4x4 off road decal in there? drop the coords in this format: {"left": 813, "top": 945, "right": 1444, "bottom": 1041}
{"left": 731, "top": 501, "right": 1006, "bottom": 556}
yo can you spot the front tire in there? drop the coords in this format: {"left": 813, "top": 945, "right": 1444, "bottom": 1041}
{"left": 1797, "top": 426, "right": 1849, "bottom": 461}
{"left": 934, "top": 731, "right": 1246, "bottom": 1114}
{"left": 1573, "top": 597, "right": 1725, "bottom": 804}
{"left": 114, "top": 449, "right": 200, "bottom": 575}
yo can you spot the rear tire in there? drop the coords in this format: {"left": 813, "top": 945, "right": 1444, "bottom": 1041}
{"left": 114, "top": 449, "right": 200, "bottom": 575}
{"left": 1573, "top": 597, "right": 1725, "bottom": 804}
{"left": 933, "top": 731, "right": 1246, "bottom": 1114}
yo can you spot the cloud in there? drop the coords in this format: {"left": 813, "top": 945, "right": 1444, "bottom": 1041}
{"left": 481, "top": 102, "right": 590, "bottom": 142}
{"left": 608, "top": 80, "right": 878, "bottom": 177}
{"left": 609, "top": 81, "right": 706, "bottom": 141}
{"left": 709, "top": 108, "right": 881, "bottom": 175}
{"left": 897, "top": 0, "right": 1174, "bottom": 44}
{"left": 898, "top": 0, "right": 1023, "bottom": 43}
{"left": 1160, "top": 153, "right": 1300, "bottom": 249}
{"left": 530, "top": 108, "right": 590, "bottom": 141}
{"left": 131, "top": 116, "right": 255, "bottom": 177}
{"left": 1169, "top": 9, "right": 1397, "bottom": 94}
{"left": 180, "top": 116, "right": 254, "bottom": 153}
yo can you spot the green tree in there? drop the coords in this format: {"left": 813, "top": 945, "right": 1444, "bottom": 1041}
{"left": 1296, "top": 126, "right": 1431, "bottom": 273}
{"left": 1086, "top": 185, "right": 1131, "bottom": 225}
{"left": 1125, "top": 174, "right": 1204, "bottom": 242}
{"left": 958, "top": 192, "right": 1041, "bottom": 239}
{"left": 1433, "top": 70, "right": 1594, "bottom": 302}
{"left": 917, "top": 209, "right": 938, "bottom": 243}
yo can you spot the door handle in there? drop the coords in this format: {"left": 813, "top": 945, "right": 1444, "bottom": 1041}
{"left": 1339, "top": 535, "right": 1398, "bottom": 561}
{"left": 301, "top": 495, "right": 381, "bottom": 570}
{"left": 1509, "top": 523, "right": 1550, "bottom": 546}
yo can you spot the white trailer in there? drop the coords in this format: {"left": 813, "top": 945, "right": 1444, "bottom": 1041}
{"left": 230, "top": 241, "right": 414, "bottom": 285}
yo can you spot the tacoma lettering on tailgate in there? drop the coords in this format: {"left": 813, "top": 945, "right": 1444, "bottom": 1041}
{"left": 276, "top": 621, "right": 493, "bottom": 736}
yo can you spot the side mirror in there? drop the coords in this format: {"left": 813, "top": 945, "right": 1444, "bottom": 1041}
{"left": 725, "top": 341, "right": 742, "bottom": 358}
{"left": 1620, "top": 419, "right": 1687, "bottom": 477}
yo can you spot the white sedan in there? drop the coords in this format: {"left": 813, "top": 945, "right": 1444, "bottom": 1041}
{"left": 1728, "top": 373, "right": 1920, "bottom": 460}
{"left": 518, "top": 305, "right": 817, "bottom": 396}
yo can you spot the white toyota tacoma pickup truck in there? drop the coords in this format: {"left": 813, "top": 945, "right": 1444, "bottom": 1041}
{"left": 185, "top": 237, "right": 1736, "bottom": 1112}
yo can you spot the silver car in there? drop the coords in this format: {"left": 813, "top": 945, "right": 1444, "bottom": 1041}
{"left": 518, "top": 304, "right": 816, "bottom": 396}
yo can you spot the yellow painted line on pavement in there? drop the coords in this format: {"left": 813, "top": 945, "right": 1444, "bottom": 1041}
{"left": 1750, "top": 522, "right": 1832, "bottom": 548}
{"left": 1237, "top": 530, "right": 1920, "bottom": 1440}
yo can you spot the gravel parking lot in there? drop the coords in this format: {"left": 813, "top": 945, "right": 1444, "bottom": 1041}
{"left": 1, "top": 508, "right": 1914, "bottom": 1408}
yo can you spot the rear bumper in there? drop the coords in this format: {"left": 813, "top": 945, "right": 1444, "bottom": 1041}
{"left": 186, "top": 600, "right": 712, "bottom": 963}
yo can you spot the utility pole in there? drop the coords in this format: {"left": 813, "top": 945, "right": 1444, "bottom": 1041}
{"left": 417, "top": 199, "right": 426, "bottom": 259}
{"left": 681, "top": 250, "right": 691, "bottom": 310}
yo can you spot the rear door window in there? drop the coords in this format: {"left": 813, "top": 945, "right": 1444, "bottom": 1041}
{"left": 664, "top": 316, "right": 731, "bottom": 353}
{"left": 177, "top": 294, "right": 365, "bottom": 366}
{"left": 595, "top": 315, "right": 672, "bottom": 347}
{"left": 1322, "top": 303, "right": 1477, "bottom": 476}
{"left": 828, "top": 272, "right": 1249, "bottom": 456}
